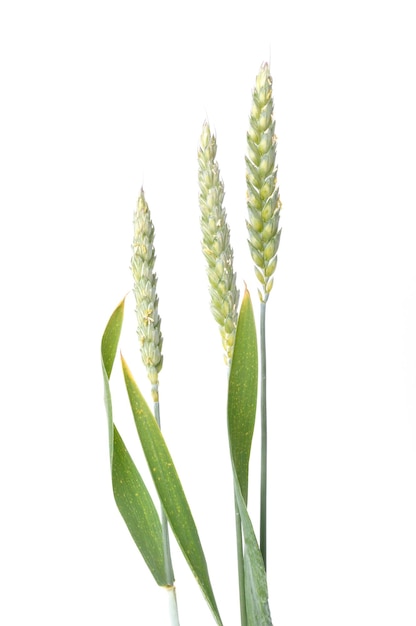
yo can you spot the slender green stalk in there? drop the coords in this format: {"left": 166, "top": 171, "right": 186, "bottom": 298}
{"left": 154, "top": 401, "right": 174, "bottom": 583}
{"left": 233, "top": 471, "right": 247, "bottom": 624}
{"left": 234, "top": 497, "right": 248, "bottom": 626}
{"left": 246, "top": 63, "right": 282, "bottom": 569}
{"left": 155, "top": 399, "right": 180, "bottom": 626}
{"left": 132, "top": 189, "right": 180, "bottom": 625}
{"left": 259, "top": 301, "right": 267, "bottom": 567}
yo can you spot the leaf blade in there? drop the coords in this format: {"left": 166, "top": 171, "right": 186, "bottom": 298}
{"left": 101, "top": 299, "right": 168, "bottom": 586}
{"left": 228, "top": 288, "right": 273, "bottom": 625}
{"left": 233, "top": 469, "right": 273, "bottom": 626}
{"left": 228, "top": 287, "right": 258, "bottom": 504}
{"left": 122, "top": 356, "right": 223, "bottom": 626}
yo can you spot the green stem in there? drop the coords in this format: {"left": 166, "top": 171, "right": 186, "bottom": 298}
{"left": 228, "top": 361, "right": 247, "bottom": 626}
{"left": 154, "top": 399, "right": 180, "bottom": 626}
{"left": 259, "top": 300, "right": 267, "bottom": 570}
{"left": 234, "top": 495, "right": 247, "bottom": 626}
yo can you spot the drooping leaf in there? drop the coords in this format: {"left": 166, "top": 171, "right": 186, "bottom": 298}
{"left": 228, "top": 287, "right": 258, "bottom": 504}
{"left": 101, "top": 299, "right": 168, "bottom": 586}
{"left": 228, "top": 288, "right": 273, "bottom": 625}
{"left": 122, "top": 357, "right": 223, "bottom": 626}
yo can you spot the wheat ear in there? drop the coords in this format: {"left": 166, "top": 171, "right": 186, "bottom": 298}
{"left": 198, "top": 121, "right": 239, "bottom": 365}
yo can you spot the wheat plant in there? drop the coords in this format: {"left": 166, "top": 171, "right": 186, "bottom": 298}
{"left": 100, "top": 61, "right": 282, "bottom": 625}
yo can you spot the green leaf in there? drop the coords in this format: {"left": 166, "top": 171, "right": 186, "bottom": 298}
{"left": 233, "top": 469, "right": 273, "bottom": 626}
{"left": 101, "top": 299, "right": 168, "bottom": 586}
{"left": 101, "top": 298, "right": 125, "bottom": 380}
{"left": 228, "top": 287, "right": 258, "bottom": 504}
{"left": 101, "top": 298, "right": 125, "bottom": 461}
{"left": 122, "top": 357, "right": 223, "bottom": 626}
{"left": 228, "top": 288, "right": 273, "bottom": 625}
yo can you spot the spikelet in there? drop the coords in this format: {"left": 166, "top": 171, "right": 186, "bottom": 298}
{"left": 198, "top": 122, "right": 239, "bottom": 364}
{"left": 246, "top": 62, "right": 282, "bottom": 302}
{"left": 131, "top": 188, "right": 163, "bottom": 401}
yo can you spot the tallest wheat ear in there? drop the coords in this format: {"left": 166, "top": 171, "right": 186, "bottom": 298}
{"left": 246, "top": 62, "right": 282, "bottom": 571}
{"left": 246, "top": 62, "right": 282, "bottom": 302}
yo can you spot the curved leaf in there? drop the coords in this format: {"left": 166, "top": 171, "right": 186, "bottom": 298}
{"left": 101, "top": 299, "right": 168, "bottom": 586}
{"left": 122, "top": 356, "right": 223, "bottom": 626}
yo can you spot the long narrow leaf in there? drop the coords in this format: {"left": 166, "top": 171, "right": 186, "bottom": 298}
{"left": 227, "top": 287, "right": 258, "bottom": 504}
{"left": 228, "top": 288, "right": 273, "bottom": 625}
{"left": 122, "top": 356, "right": 223, "bottom": 626}
{"left": 101, "top": 299, "right": 168, "bottom": 586}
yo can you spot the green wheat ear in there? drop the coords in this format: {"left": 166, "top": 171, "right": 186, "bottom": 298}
{"left": 131, "top": 188, "right": 163, "bottom": 401}
{"left": 198, "top": 121, "right": 239, "bottom": 364}
{"left": 246, "top": 62, "right": 282, "bottom": 302}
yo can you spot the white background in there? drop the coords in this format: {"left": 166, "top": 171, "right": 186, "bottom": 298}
{"left": 1, "top": 1, "right": 416, "bottom": 624}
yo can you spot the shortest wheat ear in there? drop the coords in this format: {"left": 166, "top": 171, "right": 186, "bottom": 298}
{"left": 246, "top": 62, "right": 282, "bottom": 302}
{"left": 198, "top": 121, "right": 239, "bottom": 365}
{"left": 131, "top": 188, "right": 163, "bottom": 402}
